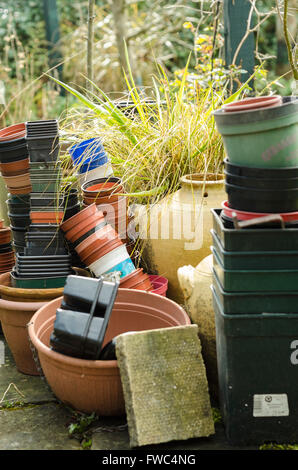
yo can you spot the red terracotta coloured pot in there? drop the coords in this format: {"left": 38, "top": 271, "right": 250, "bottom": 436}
{"left": 60, "top": 203, "right": 99, "bottom": 233}
{"left": 30, "top": 211, "right": 64, "bottom": 224}
{"left": 0, "top": 228, "right": 12, "bottom": 244}
{"left": 0, "top": 157, "right": 29, "bottom": 173}
{"left": 82, "top": 177, "right": 123, "bottom": 198}
{"left": 83, "top": 193, "right": 122, "bottom": 205}
{"left": 1, "top": 168, "right": 28, "bottom": 177}
{"left": 120, "top": 268, "right": 153, "bottom": 291}
{"left": 75, "top": 224, "right": 120, "bottom": 257}
{"left": 149, "top": 275, "right": 169, "bottom": 297}
{"left": 28, "top": 290, "right": 191, "bottom": 415}
{"left": 82, "top": 238, "right": 124, "bottom": 266}
{"left": 0, "top": 123, "right": 26, "bottom": 142}
{"left": 9, "top": 185, "right": 32, "bottom": 195}
{"left": 222, "top": 95, "right": 282, "bottom": 113}
{"left": 3, "top": 173, "right": 31, "bottom": 188}
{"left": 65, "top": 211, "right": 106, "bottom": 244}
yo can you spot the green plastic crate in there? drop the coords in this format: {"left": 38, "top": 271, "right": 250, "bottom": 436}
{"left": 212, "top": 229, "right": 298, "bottom": 270}
{"left": 212, "top": 208, "right": 298, "bottom": 252}
{"left": 213, "top": 287, "right": 298, "bottom": 445}
{"left": 212, "top": 269, "right": 298, "bottom": 314}
{"left": 212, "top": 245, "right": 298, "bottom": 292}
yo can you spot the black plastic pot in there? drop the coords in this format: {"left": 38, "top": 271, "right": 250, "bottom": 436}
{"left": 0, "top": 242, "right": 13, "bottom": 254}
{"left": 62, "top": 202, "right": 81, "bottom": 222}
{"left": 16, "top": 253, "right": 71, "bottom": 264}
{"left": 70, "top": 220, "right": 107, "bottom": 249}
{"left": 0, "top": 139, "right": 28, "bottom": 163}
{"left": 97, "top": 337, "right": 117, "bottom": 360}
{"left": 11, "top": 226, "right": 27, "bottom": 245}
{"left": 28, "top": 224, "right": 60, "bottom": 233}
{"left": 8, "top": 213, "right": 31, "bottom": 229}
{"left": 27, "top": 139, "right": 60, "bottom": 163}
{"left": 225, "top": 182, "right": 298, "bottom": 213}
{"left": 7, "top": 193, "right": 30, "bottom": 205}
{"left": 12, "top": 243, "right": 24, "bottom": 254}
{"left": 225, "top": 170, "right": 298, "bottom": 191}
{"left": 50, "top": 275, "right": 119, "bottom": 359}
{"left": 24, "top": 235, "right": 69, "bottom": 256}
{"left": 224, "top": 158, "right": 298, "bottom": 180}
{"left": 7, "top": 204, "right": 30, "bottom": 215}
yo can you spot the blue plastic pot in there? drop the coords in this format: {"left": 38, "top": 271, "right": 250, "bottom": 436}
{"left": 69, "top": 138, "right": 107, "bottom": 166}
{"left": 79, "top": 155, "right": 109, "bottom": 174}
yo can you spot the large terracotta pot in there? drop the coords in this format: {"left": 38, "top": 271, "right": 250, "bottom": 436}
{"left": 137, "top": 173, "right": 225, "bottom": 303}
{"left": 0, "top": 269, "right": 90, "bottom": 375}
{"left": 28, "top": 289, "right": 191, "bottom": 416}
{"left": 177, "top": 254, "right": 218, "bottom": 401}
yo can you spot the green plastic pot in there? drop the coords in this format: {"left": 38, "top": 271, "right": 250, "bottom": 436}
{"left": 10, "top": 271, "right": 68, "bottom": 289}
{"left": 213, "top": 96, "right": 298, "bottom": 168}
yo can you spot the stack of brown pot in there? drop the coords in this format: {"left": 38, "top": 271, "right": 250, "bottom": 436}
{"left": 60, "top": 203, "right": 153, "bottom": 289}
{"left": 0, "top": 222, "right": 15, "bottom": 274}
{"left": 0, "top": 123, "right": 31, "bottom": 195}
{"left": 81, "top": 177, "right": 129, "bottom": 240}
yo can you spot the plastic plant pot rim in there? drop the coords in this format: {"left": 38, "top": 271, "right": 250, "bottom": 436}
{"left": 60, "top": 203, "right": 98, "bottom": 233}
{"left": 222, "top": 95, "right": 282, "bottom": 113}
{"left": 75, "top": 224, "right": 120, "bottom": 254}
{"left": 221, "top": 200, "right": 298, "bottom": 222}
{"left": 81, "top": 238, "right": 124, "bottom": 265}
{"left": 81, "top": 176, "right": 122, "bottom": 193}
{"left": 64, "top": 212, "right": 106, "bottom": 243}
{"left": 0, "top": 157, "right": 29, "bottom": 169}
{"left": 28, "top": 291, "right": 190, "bottom": 367}
{"left": 88, "top": 244, "right": 130, "bottom": 272}
{"left": 213, "top": 96, "right": 298, "bottom": 127}
{"left": 223, "top": 157, "right": 298, "bottom": 176}
{"left": 0, "top": 123, "right": 26, "bottom": 141}
{"left": 78, "top": 159, "right": 110, "bottom": 174}
{"left": 225, "top": 181, "right": 298, "bottom": 198}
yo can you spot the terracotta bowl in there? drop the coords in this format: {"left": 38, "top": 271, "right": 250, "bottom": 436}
{"left": 222, "top": 95, "right": 282, "bottom": 113}
{"left": 82, "top": 177, "right": 123, "bottom": 198}
{"left": 28, "top": 290, "right": 191, "bottom": 415}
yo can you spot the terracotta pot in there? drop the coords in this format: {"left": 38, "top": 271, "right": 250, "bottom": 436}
{"left": 83, "top": 193, "right": 122, "bottom": 205}
{"left": 2, "top": 172, "right": 31, "bottom": 188}
{"left": 82, "top": 177, "right": 123, "bottom": 198}
{"left": 0, "top": 269, "right": 89, "bottom": 303}
{"left": 120, "top": 268, "right": 153, "bottom": 291}
{"left": 222, "top": 95, "right": 282, "bottom": 113}
{"left": 0, "top": 228, "right": 12, "bottom": 244}
{"left": 0, "top": 123, "right": 25, "bottom": 142}
{"left": 64, "top": 211, "right": 106, "bottom": 244}
{"left": 82, "top": 238, "right": 124, "bottom": 266}
{"left": 60, "top": 203, "right": 98, "bottom": 233}
{"left": 9, "top": 185, "right": 32, "bottom": 195}
{"left": 75, "top": 224, "right": 120, "bottom": 257}
{"left": 30, "top": 212, "right": 64, "bottom": 224}
{"left": 0, "top": 297, "right": 51, "bottom": 375}
{"left": 138, "top": 172, "right": 225, "bottom": 304}
{"left": 149, "top": 275, "right": 169, "bottom": 296}
{"left": 0, "top": 157, "right": 29, "bottom": 173}
{"left": 28, "top": 289, "right": 191, "bottom": 415}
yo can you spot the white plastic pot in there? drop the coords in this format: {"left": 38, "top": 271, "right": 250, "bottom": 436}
{"left": 78, "top": 162, "right": 114, "bottom": 185}
{"left": 88, "top": 244, "right": 135, "bottom": 278}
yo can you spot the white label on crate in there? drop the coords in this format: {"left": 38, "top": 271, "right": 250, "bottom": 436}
{"left": 253, "top": 394, "right": 289, "bottom": 417}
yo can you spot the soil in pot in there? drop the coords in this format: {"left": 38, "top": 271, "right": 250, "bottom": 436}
{"left": 27, "top": 289, "right": 191, "bottom": 415}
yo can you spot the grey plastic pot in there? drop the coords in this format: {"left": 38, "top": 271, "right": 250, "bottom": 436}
{"left": 213, "top": 96, "right": 298, "bottom": 168}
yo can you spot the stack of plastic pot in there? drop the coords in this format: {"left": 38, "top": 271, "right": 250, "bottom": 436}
{"left": 0, "top": 222, "right": 15, "bottom": 274}
{"left": 10, "top": 217, "right": 73, "bottom": 289}
{"left": 50, "top": 275, "right": 119, "bottom": 359}
{"left": 68, "top": 138, "right": 113, "bottom": 186}
{"left": 212, "top": 95, "right": 298, "bottom": 446}
{"left": 60, "top": 203, "right": 153, "bottom": 290}
{"left": 26, "top": 120, "right": 80, "bottom": 225}
{"left": 0, "top": 123, "right": 32, "bottom": 252}
{"left": 81, "top": 176, "right": 129, "bottom": 240}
